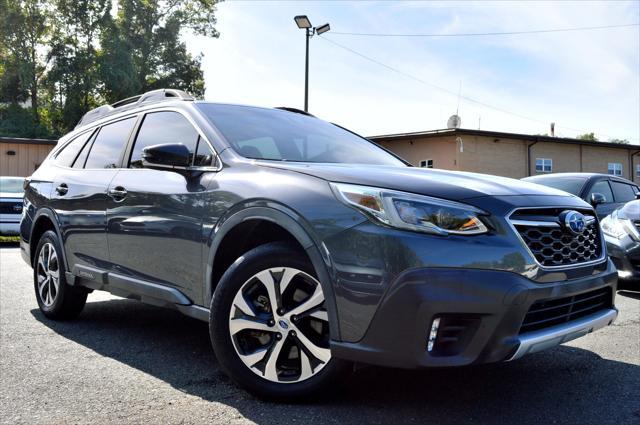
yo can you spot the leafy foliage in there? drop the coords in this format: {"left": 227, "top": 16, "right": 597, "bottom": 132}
{"left": 0, "top": 0, "right": 219, "bottom": 138}
{"left": 576, "top": 132, "right": 599, "bottom": 141}
{"left": 607, "top": 138, "right": 629, "bottom": 144}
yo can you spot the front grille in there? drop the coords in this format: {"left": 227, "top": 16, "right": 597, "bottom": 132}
{"left": 511, "top": 208, "right": 603, "bottom": 267}
{"left": 519, "top": 287, "right": 612, "bottom": 334}
{"left": 0, "top": 201, "right": 22, "bottom": 214}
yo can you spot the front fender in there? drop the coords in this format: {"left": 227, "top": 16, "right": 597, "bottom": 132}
{"left": 204, "top": 204, "right": 342, "bottom": 341}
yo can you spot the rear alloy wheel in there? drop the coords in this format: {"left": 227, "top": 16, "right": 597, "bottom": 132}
{"left": 229, "top": 267, "right": 330, "bottom": 383}
{"left": 210, "top": 242, "right": 348, "bottom": 400}
{"left": 36, "top": 242, "right": 60, "bottom": 307}
{"left": 33, "top": 230, "right": 87, "bottom": 320}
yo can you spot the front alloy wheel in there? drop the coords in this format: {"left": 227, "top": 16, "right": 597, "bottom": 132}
{"left": 210, "top": 242, "right": 348, "bottom": 399}
{"left": 229, "top": 267, "right": 330, "bottom": 383}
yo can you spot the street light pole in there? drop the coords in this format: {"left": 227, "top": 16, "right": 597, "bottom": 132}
{"left": 294, "top": 16, "right": 330, "bottom": 113}
{"left": 305, "top": 27, "right": 310, "bottom": 112}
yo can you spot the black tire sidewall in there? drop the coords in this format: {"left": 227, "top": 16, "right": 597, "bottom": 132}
{"left": 33, "top": 230, "right": 86, "bottom": 318}
{"left": 34, "top": 231, "right": 67, "bottom": 313}
{"left": 210, "top": 242, "right": 347, "bottom": 400}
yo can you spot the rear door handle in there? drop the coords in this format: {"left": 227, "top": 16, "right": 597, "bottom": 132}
{"left": 108, "top": 186, "right": 128, "bottom": 201}
{"left": 55, "top": 183, "right": 68, "bottom": 196}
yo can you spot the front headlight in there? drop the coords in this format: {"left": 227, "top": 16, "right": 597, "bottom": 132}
{"left": 330, "top": 183, "right": 488, "bottom": 235}
{"left": 601, "top": 213, "right": 636, "bottom": 240}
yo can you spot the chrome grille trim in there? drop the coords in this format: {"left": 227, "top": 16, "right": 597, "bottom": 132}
{"left": 507, "top": 206, "right": 607, "bottom": 270}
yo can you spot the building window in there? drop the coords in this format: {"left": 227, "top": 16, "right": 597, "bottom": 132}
{"left": 636, "top": 164, "right": 640, "bottom": 178}
{"left": 608, "top": 163, "right": 622, "bottom": 176}
{"left": 419, "top": 159, "right": 433, "bottom": 168}
{"left": 535, "top": 158, "right": 552, "bottom": 173}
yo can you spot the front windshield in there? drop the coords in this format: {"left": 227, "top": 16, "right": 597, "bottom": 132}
{"left": 0, "top": 177, "right": 24, "bottom": 194}
{"left": 525, "top": 176, "right": 587, "bottom": 196}
{"left": 197, "top": 104, "right": 405, "bottom": 166}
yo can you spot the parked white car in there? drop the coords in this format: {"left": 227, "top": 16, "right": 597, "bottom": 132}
{"left": 0, "top": 177, "right": 24, "bottom": 235}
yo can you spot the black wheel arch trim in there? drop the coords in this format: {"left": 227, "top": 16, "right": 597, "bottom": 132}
{"left": 204, "top": 204, "right": 341, "bottom": 341}
{"left": 29, "top": 208, "right": 69, "bottom": 272}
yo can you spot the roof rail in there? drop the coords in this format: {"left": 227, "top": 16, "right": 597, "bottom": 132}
{"left": 275, "top": 107, "right": 315, "bottom": 117}
{"left": 75, "top": 88, "right": 195, "bottom": 129}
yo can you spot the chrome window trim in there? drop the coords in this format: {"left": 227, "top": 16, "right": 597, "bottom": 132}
{"left": 506, "top": 205, "right": 607, "bottom": 271}
{"left": 48, "top": 105, "right": 222, "bottom": 172}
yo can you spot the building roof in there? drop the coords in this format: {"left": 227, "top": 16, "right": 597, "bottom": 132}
{"left": 369, "top": 128, "right": 639, "bottom": 151}
{"left": 0, "top": 136, "right": 57, "bottom": 145}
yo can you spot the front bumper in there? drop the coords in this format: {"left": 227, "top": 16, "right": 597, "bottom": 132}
{"left": 606, "top": 234, "right": 640, "bottom": 287}
{"left": 0, "top": 221, "right": 20, "bottom": 235}
{"left": 507, "top": 308, "right": 617, "bottom": 360}
{"left": 330, "top": 259, "right": 618, "bottom": 368}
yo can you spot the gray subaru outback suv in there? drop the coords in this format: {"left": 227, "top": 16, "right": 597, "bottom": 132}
{"left": 20, "top": 89, "right": 618, "bottom": 400}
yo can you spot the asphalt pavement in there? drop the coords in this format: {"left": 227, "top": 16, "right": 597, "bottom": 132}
{"left": 1, "top": 244, "right": 639, "bottom": 425}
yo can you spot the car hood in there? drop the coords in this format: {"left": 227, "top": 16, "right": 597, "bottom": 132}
{"left": 256, "top": 162, "right": 576, "bottom": 201}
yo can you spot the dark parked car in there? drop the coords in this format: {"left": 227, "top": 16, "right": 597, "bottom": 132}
{"left": 523, "top": 173, "right": 640, "bottom": 219}
{"left": 601, "top": 200, "right": 640, "bottom": 289}
{"left": 21, "top": 89, "right": 618, "bottom": 399}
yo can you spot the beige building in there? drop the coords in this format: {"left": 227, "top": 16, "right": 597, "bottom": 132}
{"left": 371, "top": 128, "right": 640, "bottom": 183}
{"left": 0, "top": 137, "right": 57, "bottom": 177}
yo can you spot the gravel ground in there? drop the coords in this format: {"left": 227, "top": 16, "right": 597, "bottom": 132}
{"left": 1, "top": 244, "right": 639, "bottom": 425}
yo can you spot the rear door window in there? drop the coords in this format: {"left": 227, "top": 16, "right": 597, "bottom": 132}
{"left": 84, "top": 117, "right": 136, "bottom": 169}
{"left": 54, "top": 130, "right": 94, "bottom": 167}
{"left": 587, "top": 180, "right": 614, "bottom": 203}
{"left": 611, "top": 181, "right": 637, "bottom": 203}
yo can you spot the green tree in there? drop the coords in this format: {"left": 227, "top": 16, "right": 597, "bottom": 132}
{"left": 101, "top": 0, "right": 219, "bottom": 102}
{"left": 0, "top": 0, "right": 220, "bottom": 138}
{"left": 46, "top": 0, "right": 110, "bottom": 132}
{"left": 577, "top": 132, "right": 599, "bottom": 141}
{"left": 608, "top": 138, "right": 630, "bottom": 144}
{"left": 0, "top": 0, "right": 51, "bottom": 121}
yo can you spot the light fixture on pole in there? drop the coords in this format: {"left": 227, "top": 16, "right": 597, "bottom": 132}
{"left": 294, "top": 15, "right": 330, "bottom": 112}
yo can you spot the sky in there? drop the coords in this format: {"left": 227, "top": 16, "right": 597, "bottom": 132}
{"left": 184, "top": 0, "right": 640, "bottom": 142}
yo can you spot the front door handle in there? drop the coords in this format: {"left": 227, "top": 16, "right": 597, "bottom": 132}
{"left": 108, "top": 186, "right": 128, "bottom": 201}
{"left": 55, "top": 183, "right": 68, "bottom": 196}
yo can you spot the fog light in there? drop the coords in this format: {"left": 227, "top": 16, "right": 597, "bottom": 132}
{"left": 617, "top": 270, "right": 632, "bottom": 278}
{"left": 427, "top": 317, "right": 440, "bottom": 352}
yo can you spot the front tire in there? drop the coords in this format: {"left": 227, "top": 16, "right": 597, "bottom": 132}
{"left": 33, "top": 231, "right": 87, "bottom": 320}
{"left": 210, "top": 242, "right": 348, "bottom": 400}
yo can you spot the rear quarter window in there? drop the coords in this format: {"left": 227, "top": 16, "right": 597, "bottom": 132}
{"left": 53, "top": 130, "right": 94, "bottom": 167}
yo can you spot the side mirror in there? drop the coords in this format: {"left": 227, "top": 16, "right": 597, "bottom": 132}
{"left": 590, "top": 192, "right": 606, "bottom": 207}
{"left": 635, "top": 192, "right": 640, "bottom": 200}
{"left": 142, "top": 143, "right": 191, "bottom": 169}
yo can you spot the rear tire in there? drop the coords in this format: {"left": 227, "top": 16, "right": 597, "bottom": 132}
{"left": 210, "top": 242, "right": 349, "bottom": 400}
{"left": 33, "top": 231, "right": 87, "bottom": 320}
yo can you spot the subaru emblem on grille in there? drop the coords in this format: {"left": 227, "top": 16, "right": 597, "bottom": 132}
{"left": 561, "top": 210, "right": 586, "bottom": 235}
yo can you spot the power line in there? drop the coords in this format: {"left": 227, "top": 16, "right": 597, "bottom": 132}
{"left": 329, "top": 23, "right": 639, "bottom": 37}
{"left": 317, "top": 35, "right": 638, "bottom": 142}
